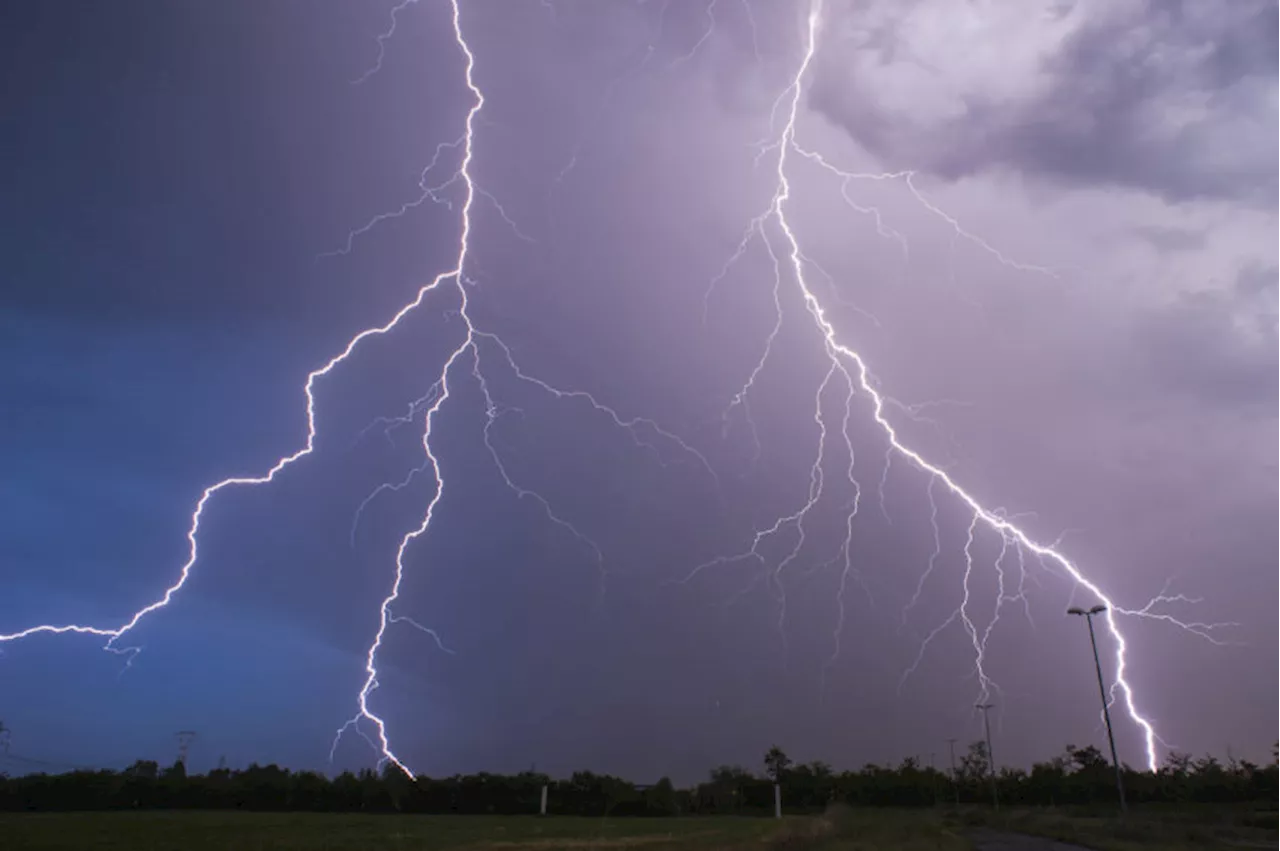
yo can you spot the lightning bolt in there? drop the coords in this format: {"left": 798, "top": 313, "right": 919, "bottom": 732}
{"left": 4, "top": 0, "right": 1240, "bottom": 781}
{"left": 352, "top": 0, "right": 420, "bottom": 86}
{"left": 0, "top": 250, "right": 462, "bottom": 654}
{"left": 791, "top": 147, "right": 1060, "bottom": 280}
{"left": 4, "top": 0, "right": 720, "bottom": 778}
{"left": 0, "top": 0, "right": 487, "bottom": 778}
{"left": 670, "top": 0, "right": 720, "bottom": 67}
{"left": 900, "top": 477, "right": 941, "bottom": 630}
{"left": 692, "top": 0, "right": 1235, "bottom": 772}
{"left": 330, "top": 2, "right": 707, "bottom": 771}
{"left": 0, "top": 0, "right": 436, "bottom": 774}
{"left": 351, "top": 381, "right": 444, "bottom": 452}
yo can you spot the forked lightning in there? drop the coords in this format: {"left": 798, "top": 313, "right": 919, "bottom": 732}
{"left": 2, "top": 0, "right": 1236, "bottom": 777}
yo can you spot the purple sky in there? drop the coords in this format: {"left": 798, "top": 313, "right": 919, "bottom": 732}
{"left": 1, "top": 0, "right": 1275, "bottom": 783}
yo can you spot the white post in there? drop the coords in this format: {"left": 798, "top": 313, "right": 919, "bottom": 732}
{"left": 540, "top": 784, "right": 548, "bottom": 816}
{"left": 774, "top": 783, "right": 781, "bottom": 819}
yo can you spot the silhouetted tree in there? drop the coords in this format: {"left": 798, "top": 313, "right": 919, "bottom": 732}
{"left": 643, "top": 777, "right": 678, "bottom": 816}
{"left": 958, "top": 741, "right": 990, "bottom": 786}
{"left": 763, "top": 745, "right": 792, "bottom": 783}
{"left": 0, "top": 742, "right": 1274, "bottom": 814}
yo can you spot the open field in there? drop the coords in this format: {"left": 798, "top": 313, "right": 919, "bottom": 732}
{"left": 3, "top": 805, "right": 1276, "bottom": 850}
{"left": 0, "top": 809, "right": 970, "bottom": 851}
{"left": 961, "top": 803, "right": 1279, "bottom": 851}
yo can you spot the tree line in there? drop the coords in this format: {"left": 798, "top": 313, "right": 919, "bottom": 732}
{"left": 1, "top": 742, "right": 1275, "bottom": 815}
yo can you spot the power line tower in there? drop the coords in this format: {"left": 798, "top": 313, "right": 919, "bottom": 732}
{"left": 175, "top": 731, "right": 197, "bottom": 768}
{"left": 975, "top": 704, "right": 999, "bottom": 811}
{"left": 946, "top": 738, "right": 959, "bottom": 807}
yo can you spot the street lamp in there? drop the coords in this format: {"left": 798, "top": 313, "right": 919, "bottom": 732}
{"left": 975, "top": 703, "right": 998, "bottom": 810}
{"left": 1067, "top": 604, "right": 1128, "bottom": 814}
{"left": 946, "top": 738, "right": 960, "bottom": 808}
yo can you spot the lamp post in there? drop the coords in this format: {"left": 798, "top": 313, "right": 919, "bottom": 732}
{"left": 1068, "top": 604, "right": 1128, "bottom": 814}
{"left": 946, "top": 738, "right": 959, "bottom": 808}
{"left": 975, "top": 703, "right": 998, "bottom": 810}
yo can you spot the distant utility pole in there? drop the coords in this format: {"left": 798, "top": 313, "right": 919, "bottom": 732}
{"left": 975, "top": 704, "right": 999, "bottom": 811}
{"left": 1068, "top": 605, "right": 1128, "bottom": 814}
{"left": 946, "top": 738, "right": 959, "bottom": 807}
{"left": 175, "top": 731, "right": 197, "bottom": 768}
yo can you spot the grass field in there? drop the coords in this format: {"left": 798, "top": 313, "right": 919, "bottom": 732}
{"left": 0, "top": 809, "right": 970, "bottom": 851}
{"left": 961, "top": 803, "right": 1279, "bottom": 851}
{"left": 5, "top": 805, "right": 1275, "bottom": 850}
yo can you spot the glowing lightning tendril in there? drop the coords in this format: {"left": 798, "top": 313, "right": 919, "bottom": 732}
{"left": 0, "top": 0, "right": 489, "bottom": 778}
{"left": 1, "top": 0, "right": 720, "bottom": 776}
{"left": 2, "top": 0, "right": 1239, "bottom": 778}
{"left": 688, "top": 0, "right": 1236, "bottom": 773}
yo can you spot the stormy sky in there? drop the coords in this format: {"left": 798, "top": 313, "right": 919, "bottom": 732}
{"left": 1, "top": 0, "right": 1275, "bottom": 783}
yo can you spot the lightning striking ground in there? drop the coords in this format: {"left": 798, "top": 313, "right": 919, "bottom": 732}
{"left": 3, "top": 0, "right": 724, "bottom": 776}
{"left": 689, "top": 0, "right": 1236, "bottom": 773}
{"left": 331, "top": 1, "right": 720, "bottom": 769}
{"left": 4, "top": 0, "right": 1243, "bottom": 779}
{"left": 0, "top": 0, "right": 489, "bottom": 777}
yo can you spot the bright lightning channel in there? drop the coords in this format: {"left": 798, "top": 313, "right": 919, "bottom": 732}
{"left": 692, "top": 0, "right": 1235, "bottom": 773}
{"left": 3, "top": 0, "right": 1239, "bottom": 780}
{"left": 0, "top": 0, "right": 489, "bottom": 778}
{"left": 2, "top": 0, "right": 717, "bottom": 778}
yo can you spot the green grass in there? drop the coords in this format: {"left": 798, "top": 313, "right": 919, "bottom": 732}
{"left": 0, "top": 809, "right": 970, "bottom": 851}
{"left": 956, "top": 803, "right": 1279, "bottom": 850}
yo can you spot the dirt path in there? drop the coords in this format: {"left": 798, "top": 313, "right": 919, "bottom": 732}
{"left": 968, "top": 828, "right": 1098, "bottom": 851}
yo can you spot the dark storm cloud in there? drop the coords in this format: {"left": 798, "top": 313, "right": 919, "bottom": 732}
{"left": 3, "top": 0, "right": 1275, "bottom": 783}
{"left": 810, "top": 0, "right": 1278, "bottom": 205}
{"left": 1129, "top": 268, "right": 1278, "bottom": 410}
{"left": 1130, "top": 225, "right": 1207, "bottom": 252}
{"left": 1235, "top": 262, "right": 1280, "bottom": 301}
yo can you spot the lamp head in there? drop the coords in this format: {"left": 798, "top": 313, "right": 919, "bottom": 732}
{"left": 1089, "top": 604, "right": 1107, "bottom": 615}
{"left": 1067, "top": 607, "right": 1085, "bottom": 615}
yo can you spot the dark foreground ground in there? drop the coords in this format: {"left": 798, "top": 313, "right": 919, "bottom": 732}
{"left": 961, "top": 803, "right": 1278, "bottom": 851}
{"left": 0, "top": 805, "right": 1273, "bottom": 850}
{"left": 0, "top": 809, "right": 966, "bottom": 851}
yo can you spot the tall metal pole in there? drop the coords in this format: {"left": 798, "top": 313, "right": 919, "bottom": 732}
{"left": 1071, "top": 606, "right": 1128, "bottom": 814}
{"left": 175, "top": 730, "right": 196, "bottom": 770}
{"left": 976, "top": 704, "right": 999, "bottom": 810}
{"left": 946, "top": 738, "right": 959, "bottom": 807}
